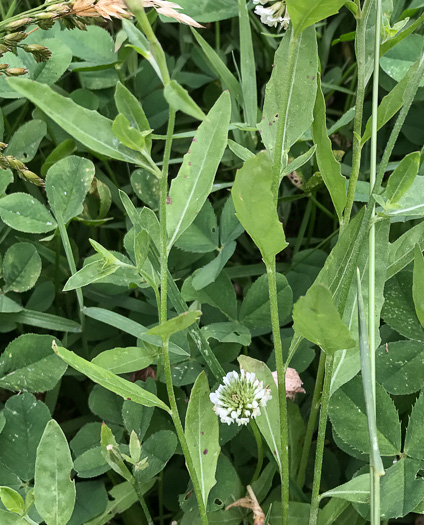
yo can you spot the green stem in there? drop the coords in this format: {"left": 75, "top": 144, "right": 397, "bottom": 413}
{"left": 131, "top": 480, "right": 154, "bottom": 525}
{"left": 271, "top": 29, "right": 299, "bottom": 203}
{"left": 249, "top": 419, "right": 263, "bottom": 484}
{"left": 0, "top": 0, "right": 69, "bottom": 30}
{"left": 163, "top": 339, "right": 209, "bottom": 524}
{"left": 296, "top": 352, "right": 326, "bottom": 488}
{"left": 309, "top": 353, "right": 334, "bottom": 525}
{"left": 342, "top": 0, "right": 374, "bottom": 233}
{"left": 369, "top": 1, "right": 382, "bottom": 521}
{"left": 158, "top": 108, "right": 208, "bottom": 524}
{"left": 126, "top": 0, "right": 171, "bottom": 86}
{"left": 265, "top": 260, "right": 289, "bottom": 525}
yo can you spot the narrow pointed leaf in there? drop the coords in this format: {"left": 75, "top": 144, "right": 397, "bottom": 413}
{"left": 413, "top": 244, "right": 424, "bottom": 327}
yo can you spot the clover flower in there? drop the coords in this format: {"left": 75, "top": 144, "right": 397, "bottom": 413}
{"left": 210, "top": 370, "right": 272, "bottom": 426}
{"left": 253, "top": 0, "right": 290, "bottom": 30}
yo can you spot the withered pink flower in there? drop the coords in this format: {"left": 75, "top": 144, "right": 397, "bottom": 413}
{"left": 272, "top": 368, "right": 306, "bottom": 400}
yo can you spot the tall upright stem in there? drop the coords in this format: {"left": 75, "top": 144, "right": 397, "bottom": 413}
{"left": 266, "top": 261, "right": 289, "bottom": 525}
{"left": 369, "top": 0, "right": 382, "bottom": 521}
{"left": 309, "top": 354, "right": 334, "bottom": 525}
{"left": 342, "top": 0, "right": 374, "bottom": 233}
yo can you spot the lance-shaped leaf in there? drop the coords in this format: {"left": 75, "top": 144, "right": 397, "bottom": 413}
{"left": 285, "top": 0, "right": 347, "bottom": 35}
{"left": 232, "top": 152, "right": 288, "bottom": 265}
{"left": 413, "top": 245, "right": 424, "bottom": 327}
{"left": 386, "top": 152, "right": 420, "bottom": 206}
{"left": 34, "top": 420, "right": 76, "bottom": 525}
{"left": 258, "top": 26, "right": 318, "bottom": 157}
{"left": 185, "top": 372, "right": 220, "bottom": 507}
{"left": 147, "top": 310, "right": 202, "bottom": 341}
{"left": 53, "top": 343, "right": 170, "bottom": 412}
{"left": 164, "top": 80, "right": 206, "bottom": 121}
{"left": 238, "top": 355, "right": 282, "bottom": 473}
{"left": 166, "top": 91, "right": 230, "bottom": 250}
{"left": 292, "top": 284, "right": 355, "bottom": 354}
{"left": 312, "top": 75, "right": 347, "bottom": 220}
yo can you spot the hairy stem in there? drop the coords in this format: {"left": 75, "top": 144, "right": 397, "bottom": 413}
{"left": 296, "top": 352, "right": 326, "bottom": 488}
{"left": 309, "top": 354, "right": 334, "bottom": 525}
{"left": 266, "top": 260, "right": 289, "bottom": 525}
{"left": 342, "top": 0, "right": 374, "bottom": 232}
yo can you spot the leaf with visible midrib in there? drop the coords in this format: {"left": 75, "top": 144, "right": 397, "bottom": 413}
{"left": 35, "top": 420, "right": 76, "bottom": 525}
{"left": 185, "top": 372, "right": 220, "bottom": 507}
{"left": 286, "top": 0, "right": 347, "bottom": 34}
{"left": 166, "top": 91, "right": 231, "bottom": 249}
{"left": 7, "top": 78, "right": 150, "bottom": 169}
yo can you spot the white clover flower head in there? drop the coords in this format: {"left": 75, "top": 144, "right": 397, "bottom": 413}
{"left": 254, "top": 0, "right": 290, "bottom": 29}
{"left": 210, "top": 369, "right": 272, "bottom": 426}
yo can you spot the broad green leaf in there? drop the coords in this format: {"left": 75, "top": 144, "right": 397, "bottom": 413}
{"left": 258, "top": 27, "right": 318, "bottom": 158}
{"left": 387, "top": 221, "right": 424, "bottom": 279}
{"left": 0, "top": 487, "right": 24, "bottom": 515}
{"left": 131, "top": 169, "right": 159, "bottom": 210}
{"left": 312, "top": 75, "right": 347, "bottom": 220}
{"left": 64, "top": 260, "right": 120, "bottom": 291}
{"left": 92, "top": 346, "right": 159, "bottom": 375}
{"left": 175, "top": 200, "right": 219, "bottom": 254}
{"left": 0, "top": 169, "right": 13, "bottom": 197}
{"left": 227, "top": 139, "right": 254, "bottom": 162}
{"left": 0, "top": 509, "right": 26, "bottom": 524}
{"left": 3, "top": 242, "right": 41, "bottom": 293}
{"left": 201, "top": 322, "right": 251, "bottom": 346}
{"left": 112, "top": 114, "right": 151, "bottom": 152}
{"left": 238, "top": 356, "right": 282, "bottom": 473}
{"left": 404, "top": 392, "right": 424, "bottom": 459}
{"left": 4, "top": 120, "right": 47, "bottom": 163}
{"left": 317, "top": 498, "right": 350, "bottom": 525}
{"left": 147, "top": 311, "right": 202, "bottom": 341}
{"left": 378, "top": 339, "right": 424, "bottom": 396}
{"left": 207, "top": 455, "right": 243, "bottom": 513}
{"left": 0, "top": 296, "right": 22, "bottom": 313}
{"left": 123, "top": 378, "right": 157, "bottom": 441}
{"left": 382, "top": 271, "right": 424, "bottom": 341}
{"left": 134, "top": 430, "right": 177, "bottom": 484}
{"left": 35, "top": 420, "right": 76, "bottom": 525}
{"left": 191, "top": 241, "right": 236, "bottom": 290}
{"left": 384, "top": 174, "right": 424, "bottom": 219}
{"left": 320, "top": 474, "right": 370, "bottom": 504}
{"left": 239, "top": 273, "right": 293, "bottom": 337}
{"left": 166, "top": 91, "right": 230, "bottom": 249}
{"left": 232, "top": 152, "right": 288, "bottom": 265}
{"left": 164, "top": 80, "right": 205, "bottom": 120}
{"left": 46, "top": 156, "right": 95, "bottom": 223}
{"left": 89, "top": 386, "right": 123, "bottom": 425}
{"left": 362, "top": 60, "right": 421, "bottom": 144}
{"left": 0, "top": 393, "right": 51, "bottom": 481}
{"left": 0, "top": 39, "right": 72, "bottom": 99}
{"left": 386, "top": 152, "right": 420, "bottom": 205}
{"left": 413, "top": 245, "right": 424, "bottom": 327}
{"left": 115, "top": 82, "right": 151, "bottom": 151}
{"left": 380, "top": 34, "right": 424, "bottom": 87}
{"left": 41, "top": 139, "right": 77, "bottom": 177}
{"left": 293, "top": 284, "right": 355, "bottom": 354}
{"left": 286, "top": 0, "right": 348, "bottom": 34}
{"left": 53, "top": 343, "right": 170, "bottom": 412}
{"left": 0, "top": 193, "right": 56, "bottom": 233}
{"left": 182, "top": 271, "right": 237, "bottom": 320}
{"left": 328, "top": 375, "right": 401, "bottom": 456}
{"left": 185, "top": 372, "right": 220, "bottom": 507}
{"left": 60, "top": 25, "right": 116, "bottom": 66}
{"left": 0, "top": 334, "right": 67, "bottom": 393}
{"left": 170, "top": 0, "right": 237, "bottom": 22}
{"left": 7, "top": 79, "right": 153, "bottom": 170}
